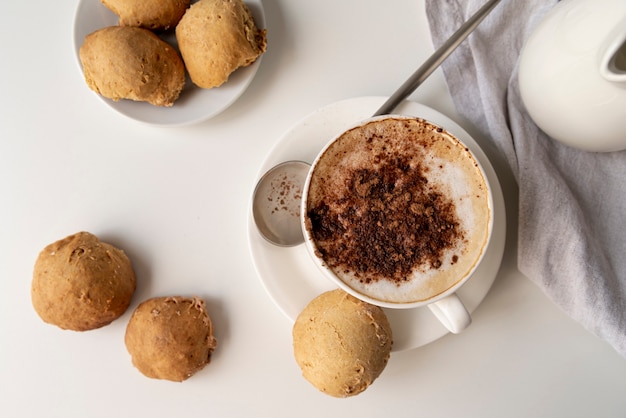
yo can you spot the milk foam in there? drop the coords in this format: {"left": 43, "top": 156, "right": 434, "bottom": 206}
{"left": 305, "top": 117, "right": 491, "bottom": 304}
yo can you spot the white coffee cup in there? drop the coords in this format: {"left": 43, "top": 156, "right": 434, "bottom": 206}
{"left": 301, "top": 115, "right": 493, "bottom": 334}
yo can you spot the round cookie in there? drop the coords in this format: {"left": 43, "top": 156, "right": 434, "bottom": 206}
{"left": 125, "top": 296, "right": 217, "bottom": 382}
{"left": 102, "top": 0, "right": 190, "bottom": 30}
{"left": 79, "top": 26, "right": 186, "bottom": 107}
{"left": 31, "top": 231, "right": 136, "bottom": 331}
{"left": 292, "top": 289, "right": 393, "bottom": 397}
{"left": 175, "top": 0, "right": 267, "bottom": 89}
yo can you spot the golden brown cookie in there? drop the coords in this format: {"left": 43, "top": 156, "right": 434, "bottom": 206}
{"left": 175, "top": 0, "right": 267, "bottom": 89}
{"left": 31, "top": 231, "right": 136, "bottom": 331}
{"left": 125, "top": 296, "right": 217, "bottom": 382}
{"left": 292, "top": 289, "right": 393, "bottom": 397}
{"left": 101, "top": 0, "right": 190, "bottom": 30}
{"left": 79, "top": 26, "right": 186, "bottom": 107}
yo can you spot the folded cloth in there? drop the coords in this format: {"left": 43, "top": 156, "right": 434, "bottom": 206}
{"left": 425, "top": 0, "right": 626, "bottom": 358}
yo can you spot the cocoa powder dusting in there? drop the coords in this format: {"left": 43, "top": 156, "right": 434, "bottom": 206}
{"left": 267, "top": 173, "right": 302, "bottom": 217}
{"left": 308, "top": 154, "right": 463, "bottom": 285}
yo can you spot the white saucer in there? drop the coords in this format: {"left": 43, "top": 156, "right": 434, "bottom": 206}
{"left": 247, "top": 97, "right": 506, "bottom": 351}
{"left": 73, "top": 0, "right": 265, "bottom": 126}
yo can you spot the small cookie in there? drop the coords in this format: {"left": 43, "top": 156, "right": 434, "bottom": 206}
{"left": 79, "top": 26, "right": 186, "bottom": 106}
{"left": 101, "top": 0, "right": 191, "bottom": 30}
{"left": 125, "top": 296, "right": 218, "bottom": 382}
{"left": 31, "top": 231, "right": 136, "bottom": 331}
{"left": 292, "top": 289, "right": 393, "bottom": 397}
{"left": 176, "top": 0, "right": 267, "bottom": 89}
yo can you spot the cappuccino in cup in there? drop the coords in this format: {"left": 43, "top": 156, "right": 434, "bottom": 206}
{"left": 302, "top": 116, "right": 492, "bottom": 306}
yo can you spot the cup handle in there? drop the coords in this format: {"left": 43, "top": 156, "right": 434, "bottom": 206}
{"left": 427, "top": 293, "right": 472, "bottom": 334}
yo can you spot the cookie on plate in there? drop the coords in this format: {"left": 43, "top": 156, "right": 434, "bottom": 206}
{"left": 79, "top": 26, "right": 186, "bottom": 106}
{"left": 101, "top": 0, "right": 190, "bottom": 30}
{"left": 176, "top": 0, "right": 267, "bottom": 89}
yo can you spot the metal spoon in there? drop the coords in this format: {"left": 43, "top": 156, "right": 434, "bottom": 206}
{"left": 252, "top": 160, "right": 310, "bottom": 246}
{"left": 253, "top": 0, "right": 502, "bottom": 246}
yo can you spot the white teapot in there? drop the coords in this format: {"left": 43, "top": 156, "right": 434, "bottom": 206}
{"left": 518, "top": 0, "right": 626, "bottom": 152}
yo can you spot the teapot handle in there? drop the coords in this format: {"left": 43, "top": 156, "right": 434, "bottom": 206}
{"left": 601, "top": 21, "right": 626, "bottom": 84}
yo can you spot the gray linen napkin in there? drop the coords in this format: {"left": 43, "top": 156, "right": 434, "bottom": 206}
{"left": 425, "top": 0, "right": 626, "bottom": 357}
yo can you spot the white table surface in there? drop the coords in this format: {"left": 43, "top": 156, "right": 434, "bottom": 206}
{"left": 2, "top": 1, "right": 625, "bottom": 417}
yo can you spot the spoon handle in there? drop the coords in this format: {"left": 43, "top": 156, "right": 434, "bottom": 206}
{"left": 373, "top": 0, "right": 502, "bottom": 116}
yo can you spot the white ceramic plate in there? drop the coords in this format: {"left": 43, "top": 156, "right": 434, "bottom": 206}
{"left": 73, "top": 0, "right": 265, "bottom": 126}
{"left": 247, "top": 97, "right": 506, "bottom": 352}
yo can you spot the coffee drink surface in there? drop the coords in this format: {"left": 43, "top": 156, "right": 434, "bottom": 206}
{"left": 304, "top": 117, "right": 491, "bottom": 304}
